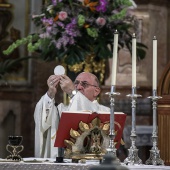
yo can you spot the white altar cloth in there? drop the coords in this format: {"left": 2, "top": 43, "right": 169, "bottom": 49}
{"left": 0, "top": 158, "right": 170, "bottom": 170}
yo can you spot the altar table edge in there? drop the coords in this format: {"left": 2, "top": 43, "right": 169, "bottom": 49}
{"left": 0, "top": 161, "right": 170, "bottom": 170}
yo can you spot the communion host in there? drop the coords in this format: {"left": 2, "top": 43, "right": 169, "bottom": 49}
{"left": 34, "top": 70, "right": 110, "bottom": 158}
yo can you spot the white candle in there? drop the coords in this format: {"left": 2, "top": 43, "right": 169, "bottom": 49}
{"left": 153, "top": 36, "right": 157, "bottom": 90}
{"left": 111, "top": 30, "right": 119, "bottom": 85}
{"left": 132, "top": 33, "right": 136, "bottom": 87}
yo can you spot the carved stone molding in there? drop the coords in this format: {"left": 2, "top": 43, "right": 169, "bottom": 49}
{"left": 0, "top": 8, "right": 12, "bottom": 40}
{"left": 135, "top": 0, "right": 170, "bottom": 6}
{"left": 0, "top": 0, "right": 12, "bottom": 8}
{"left": 0, "top": 100, "right": 21, "bottom": 133}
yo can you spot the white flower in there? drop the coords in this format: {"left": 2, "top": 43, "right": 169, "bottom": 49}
{"left": 47, "top": 5, "right": 54, "bottom": 11}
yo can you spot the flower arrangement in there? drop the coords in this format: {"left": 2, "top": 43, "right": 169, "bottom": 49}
{"left": 3, "top": 0, "right": 147, "bottom": 82}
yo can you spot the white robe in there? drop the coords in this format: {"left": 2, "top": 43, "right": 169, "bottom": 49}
{"left": 34, "top": 91, "right": 110, "bottom": 158}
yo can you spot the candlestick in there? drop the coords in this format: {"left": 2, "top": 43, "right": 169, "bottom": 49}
{"left": 124, "top": 87, "right": 142, "bottom": 165}
{"left": 145, "top": 90, "right": 164, "bottom": 165}
{"left": 132, "top": 33, "right": 136, "bottom": 87}
{"left": 105, "top": 85, "right": 120, "bottom": 162}
{"left": 153, "top": 36, "right": 157, "bottom": 90}
{"left": 111, "top": 30, "right": 119, "bottom": 85}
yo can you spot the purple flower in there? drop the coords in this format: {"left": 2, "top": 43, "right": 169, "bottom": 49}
{"left": 52, "top": 0, "right": 63, "bottom": 5}
{"left": 96, "top": 0, "right": 108, "bottom": 13}
{"left": 55, "top": 40, "right": 62, "bottom": 49}
{"left": 46, "top": 26, "right": 52, "bottom": 33}
{"left": 51, "top": 0, "right": 57, "bottom": 6}
{"left": 65, "top": 18, "right": 80, "bottom": 37}
{"left": 57, "top": 21, "right": 65, "bottom": 28}
{"left": 55, "top": 32, "right": 77, "bottom": 49}
{"left": 41, "top": 17, "right": 53, "bottom": 25}
{"left": 69, "top": 37, "right": 75, "bottom": 44}
{"left": 63, "top": 35, "right": 70, "bottom": 46}
{"left": 55, "top": 35, "right": 69, "bottom": 49}
{"left": 39, "top": 32, "right": 51, "bottom": 38}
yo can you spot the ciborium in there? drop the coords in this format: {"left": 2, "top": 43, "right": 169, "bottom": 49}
{"left": 6, "top": 136, "right": 24, "bottom": 161}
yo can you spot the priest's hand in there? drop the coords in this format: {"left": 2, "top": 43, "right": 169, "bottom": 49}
{"left": 60, "top": 75, "right": 75, "bottom": 95}
{"left": 47, "top": 75, "right": 61, "bottom": 99}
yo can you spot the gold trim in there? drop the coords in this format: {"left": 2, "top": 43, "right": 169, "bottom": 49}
{"left": 65, "top": 117, "right": 123, "bottom": 159}
{"left": 0, "top": 4, "right": 12, "bottom": 8}
{"left": 158, "top": 105, "right": 170, "bottom": 108}
{"left": 51, "top": 133, "right": 56, "bottom": 140}
{"left": 68, "top": 54, "right": 106, "bottom": 83}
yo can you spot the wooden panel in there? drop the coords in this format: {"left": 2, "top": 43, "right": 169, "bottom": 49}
{"left": 158, "top": 107, "right": 170, "bottom": 165}
{"left": 158, "top": 61, "right": 170, "bottom": 165}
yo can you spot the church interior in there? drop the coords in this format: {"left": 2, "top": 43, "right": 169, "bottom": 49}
{"left": 0, "top": 0, "right": 170, "bottom": 169}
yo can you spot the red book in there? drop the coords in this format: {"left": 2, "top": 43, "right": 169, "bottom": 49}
{"left": 54, "top": 111, "right": 126, "bottom": 149}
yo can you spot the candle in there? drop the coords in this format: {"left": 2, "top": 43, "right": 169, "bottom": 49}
{"left": 132, "top": 33, "right": 136, "bottom": 87}
{"left": 111, "top": 30, "right": 119, "bottom": 85}
{"left": 153, "top": 36, "right": 157, "bottom": 90}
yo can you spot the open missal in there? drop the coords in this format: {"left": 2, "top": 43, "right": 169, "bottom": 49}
{"left": 54, "top": 111, "right": 126, "bottom": 149}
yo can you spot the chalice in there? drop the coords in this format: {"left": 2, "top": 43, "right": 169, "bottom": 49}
{"left": 6, "top": 136, "right": 24, "bottom": 161}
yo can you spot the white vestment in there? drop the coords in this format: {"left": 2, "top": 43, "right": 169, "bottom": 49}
{"left": 34, "top": 91, "right": 110, "bottom": 158}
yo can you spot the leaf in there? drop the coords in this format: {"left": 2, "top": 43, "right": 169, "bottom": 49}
{"left": 137, "top": 47, "right": 147, "bottom": 60}
{"left": 136, "top": 42, "right": 148, "bottom": 49}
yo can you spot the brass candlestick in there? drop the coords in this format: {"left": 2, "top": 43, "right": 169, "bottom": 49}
{"left": 145, "top": 89, "right": 164, "bottom": 165}
{"left": 124, "top": 86, "right": 142, "bottom": 165}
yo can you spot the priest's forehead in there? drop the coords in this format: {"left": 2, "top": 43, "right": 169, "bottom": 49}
{"left": 75, "top": 72, "right": 99, "bottom": 86}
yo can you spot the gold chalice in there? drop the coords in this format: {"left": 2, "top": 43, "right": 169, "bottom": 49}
{"left": 6, "top": 136, "right": 24, "bottom": 161}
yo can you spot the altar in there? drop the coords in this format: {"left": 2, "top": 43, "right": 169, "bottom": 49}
{"left": 0, "top": 159, "right": 170, "bottom": 170}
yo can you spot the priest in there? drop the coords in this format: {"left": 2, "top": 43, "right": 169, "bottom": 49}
{"left": 34, "top": 71, "right": 110, "bottom": 158}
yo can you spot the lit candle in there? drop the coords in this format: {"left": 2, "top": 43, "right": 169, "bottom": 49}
{"left": 153, "top": 36, "right": 157, "bottom": 90}
{"left": 132, "top": 33, "right": 136, "bottom": 87}
{"left": 111, "top": 30, "right": 119, "bottom": 85}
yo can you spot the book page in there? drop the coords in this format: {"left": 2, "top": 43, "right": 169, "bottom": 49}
{"left": 62, "top": 111, "right": 125, "bottom": 114}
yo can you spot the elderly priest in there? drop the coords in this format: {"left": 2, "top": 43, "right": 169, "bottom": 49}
{"left": 34, "top": 70, "right": 110, "bottom": 158}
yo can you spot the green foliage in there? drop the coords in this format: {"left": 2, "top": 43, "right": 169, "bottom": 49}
{"left": 2, "top": 0, "right": 147, "bottom": 68}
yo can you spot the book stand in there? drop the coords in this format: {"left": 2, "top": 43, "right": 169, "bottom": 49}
{"left": 54, "top": 111, "right": 126, "bottom": 162}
